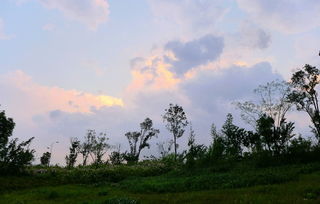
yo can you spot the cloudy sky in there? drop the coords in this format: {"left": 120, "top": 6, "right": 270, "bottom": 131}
{"left": 1, "top": 0, "right": 320, "bottom": 164}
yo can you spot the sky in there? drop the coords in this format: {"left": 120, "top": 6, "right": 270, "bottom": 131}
{"left": 1, "top": 0, "right": 320, "bottom": 165}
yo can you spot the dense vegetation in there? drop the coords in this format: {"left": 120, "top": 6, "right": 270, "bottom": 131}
{"left": 1, "top": 63, "right": 320, "bottom": 203}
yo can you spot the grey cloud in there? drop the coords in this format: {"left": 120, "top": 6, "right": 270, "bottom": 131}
{"left": 181, "top": 62, "right": 282, "bottom": 112}
{"left": 239, "top": 22, "right": 271, "bottom": 49}
{"left": 165, "top": 34, "right": 224, "bottom": 76}
{"left": 237, "top": 0, "right": 320, "bottom": 33}
{"left": 148, "top": 0, "right": 230, "bottom": 31}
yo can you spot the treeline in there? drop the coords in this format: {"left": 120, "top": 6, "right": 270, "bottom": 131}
{"left": 1, "top": 64, "right": 320, "bottom": 174}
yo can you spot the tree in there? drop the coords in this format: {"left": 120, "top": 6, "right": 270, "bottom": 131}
{"left": 90, "top": 131, "right": 110, "bottom": 165}
{"left": 208, "top": 123, "right": 226, "bottom": 160}
{"left": 256, "top": 114, "right": 295, "bottom": 154}
{"left": 124, "top": 118, "right": 159, "bottom": 163}
{"left": 109, "top": 144, "right": 123, "bottom": 165}
{"left": 163, "top": 104, "right": 188, "bottom": 161}
{"left": 288, "top": 64, "right": 320, "bottom": 143}
{"left": 79, "top": 130, "right": 95, "bottom": 166}
{"left": 157, "top": 140, "right": 174, "bottom": 158}
{"left": 235, "top": 80, "right": 292, "bottom": 129}
{"left": 185, "top": 123, "right": 206, "bottom": 168}
{"left": 0, "top": 108, "right": 34, "bottom": 173}
{"left": 40, "top": 152, "right": 51, "bottom": 167}
{"left": 65, "top": 137, "right": 80, "bottom": 168}
{"left": 221, "top": 114, "right": 247, "bottom": 158}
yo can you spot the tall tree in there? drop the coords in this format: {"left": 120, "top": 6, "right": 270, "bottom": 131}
{"left": 163, "top": 104, "right": 188, "bottom": 161}
{"left": 288, "top": 64, "right": 320, "bottom": 143}
{"left": 221, "top": 114, "right": 247, "bottom": 158}
{"left": 124, "top": 118, "right": 159, "bottom": 163}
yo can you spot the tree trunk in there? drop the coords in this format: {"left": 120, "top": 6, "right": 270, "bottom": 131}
{"left": 174, "top": 135, "right": 177, "bottom": 161}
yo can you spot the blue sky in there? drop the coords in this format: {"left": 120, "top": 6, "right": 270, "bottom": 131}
{"left": 1, "top": 0, "right": 320, "bottom": 164}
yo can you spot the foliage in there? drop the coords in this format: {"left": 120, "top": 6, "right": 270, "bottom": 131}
{"left": 79, "top": 130, "right": 95, "bottom": 166}
{"left": 123, "top": 118, "right": 159, "bottom": 164}
{"left": 90, "top": 131, "right": 110, "bottom": 165}
{"left": 163, "top": 104, "right": 188, "bottom": 161}
{"left": 221, "top": 114, "right": 248, "bottom": 158}
{"left": 65, "top": 138, "right": 80, "bottom": 168}
{"left": 40, "top": 152, "right": 51, "bottom": 167}
{"left": 288, "top": 64, "right": 320, "bottom": 143}
{"left": 256, "top": 114, "right": 295, "bottom": 154}
{"left": 185, "top": 123, "right": 207, "bottom": 168}
{"left": 109, "top": 145, "right": 124, "bottom": 165}
{"left": 0, "top": 109, "right": 35, "bottom": 174}
{"left": 79, "top": 130, "right": 110, "bottom": 166}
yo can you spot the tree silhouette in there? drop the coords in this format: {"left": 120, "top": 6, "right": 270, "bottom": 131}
{"left": 288, "top": 64, "right": 320, "bottom": 144}
{"left": 256, "top": 114, "right": 295, "bottom": 154}
{"left": 163, "top": 104, "right": 188, "bottom": 161}
{"left": 90, "top": 131, "right": 110, "bottom": 165}
{"left": 0, "top": 108, "right": 34, "bottom": 173}
{"left": 40, "top": 152, "right": 51, "bottom": 167}
{"left": 65, "top": 137, "right": 80, "bottom": 168}
{"left": 79, "top": 130, "right": 95, "bottom": 166}
{"left": 124, "top": 118, "right": 159, "bottom": 163}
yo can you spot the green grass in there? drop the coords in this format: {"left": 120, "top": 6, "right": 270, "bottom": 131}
{"left": 1, "top": 172, "right": 320, "bottom": 203}
{"left": 1, "top": 163, "right": 320, "bottom": 203}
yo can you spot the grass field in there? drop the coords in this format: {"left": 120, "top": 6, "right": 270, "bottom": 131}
{"left": 1, "top": 163, "right": 320, "bottom": 203}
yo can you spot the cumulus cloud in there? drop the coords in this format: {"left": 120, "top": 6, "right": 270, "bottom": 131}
{"left": 237, "top": 0, "right": 320, "bottom": 34}
{"left": 39, "top": 0, "right": 109, "bottom": 30}
{"left": 28, "top": 61, "right": 284, "bottom": 164}
{"left": 165, "top": 34, "right": 224, "bottom": 76}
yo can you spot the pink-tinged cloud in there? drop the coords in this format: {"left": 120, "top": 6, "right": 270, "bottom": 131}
{"left": 0, "top": 71, "right": 123, "bottom": 122}
{"left": 127, "top": 55, "right": 181, "bottom": 93}
{"left": 39, "top": 0, "right": 109, "bottom": 30}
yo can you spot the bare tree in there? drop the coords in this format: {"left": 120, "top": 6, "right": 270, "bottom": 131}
{"left": 157, "top": 140, "right": 174, "bottom": 158}
{"left": 235, "top": 80, "right": 292, "bottom": 129}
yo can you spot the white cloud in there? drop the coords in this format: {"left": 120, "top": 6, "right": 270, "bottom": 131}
{"left": 237, "top": 0, "right": 320, "bottom": 34}
{"left": 39, "top": 0, "right": 109, "bottom": 30}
